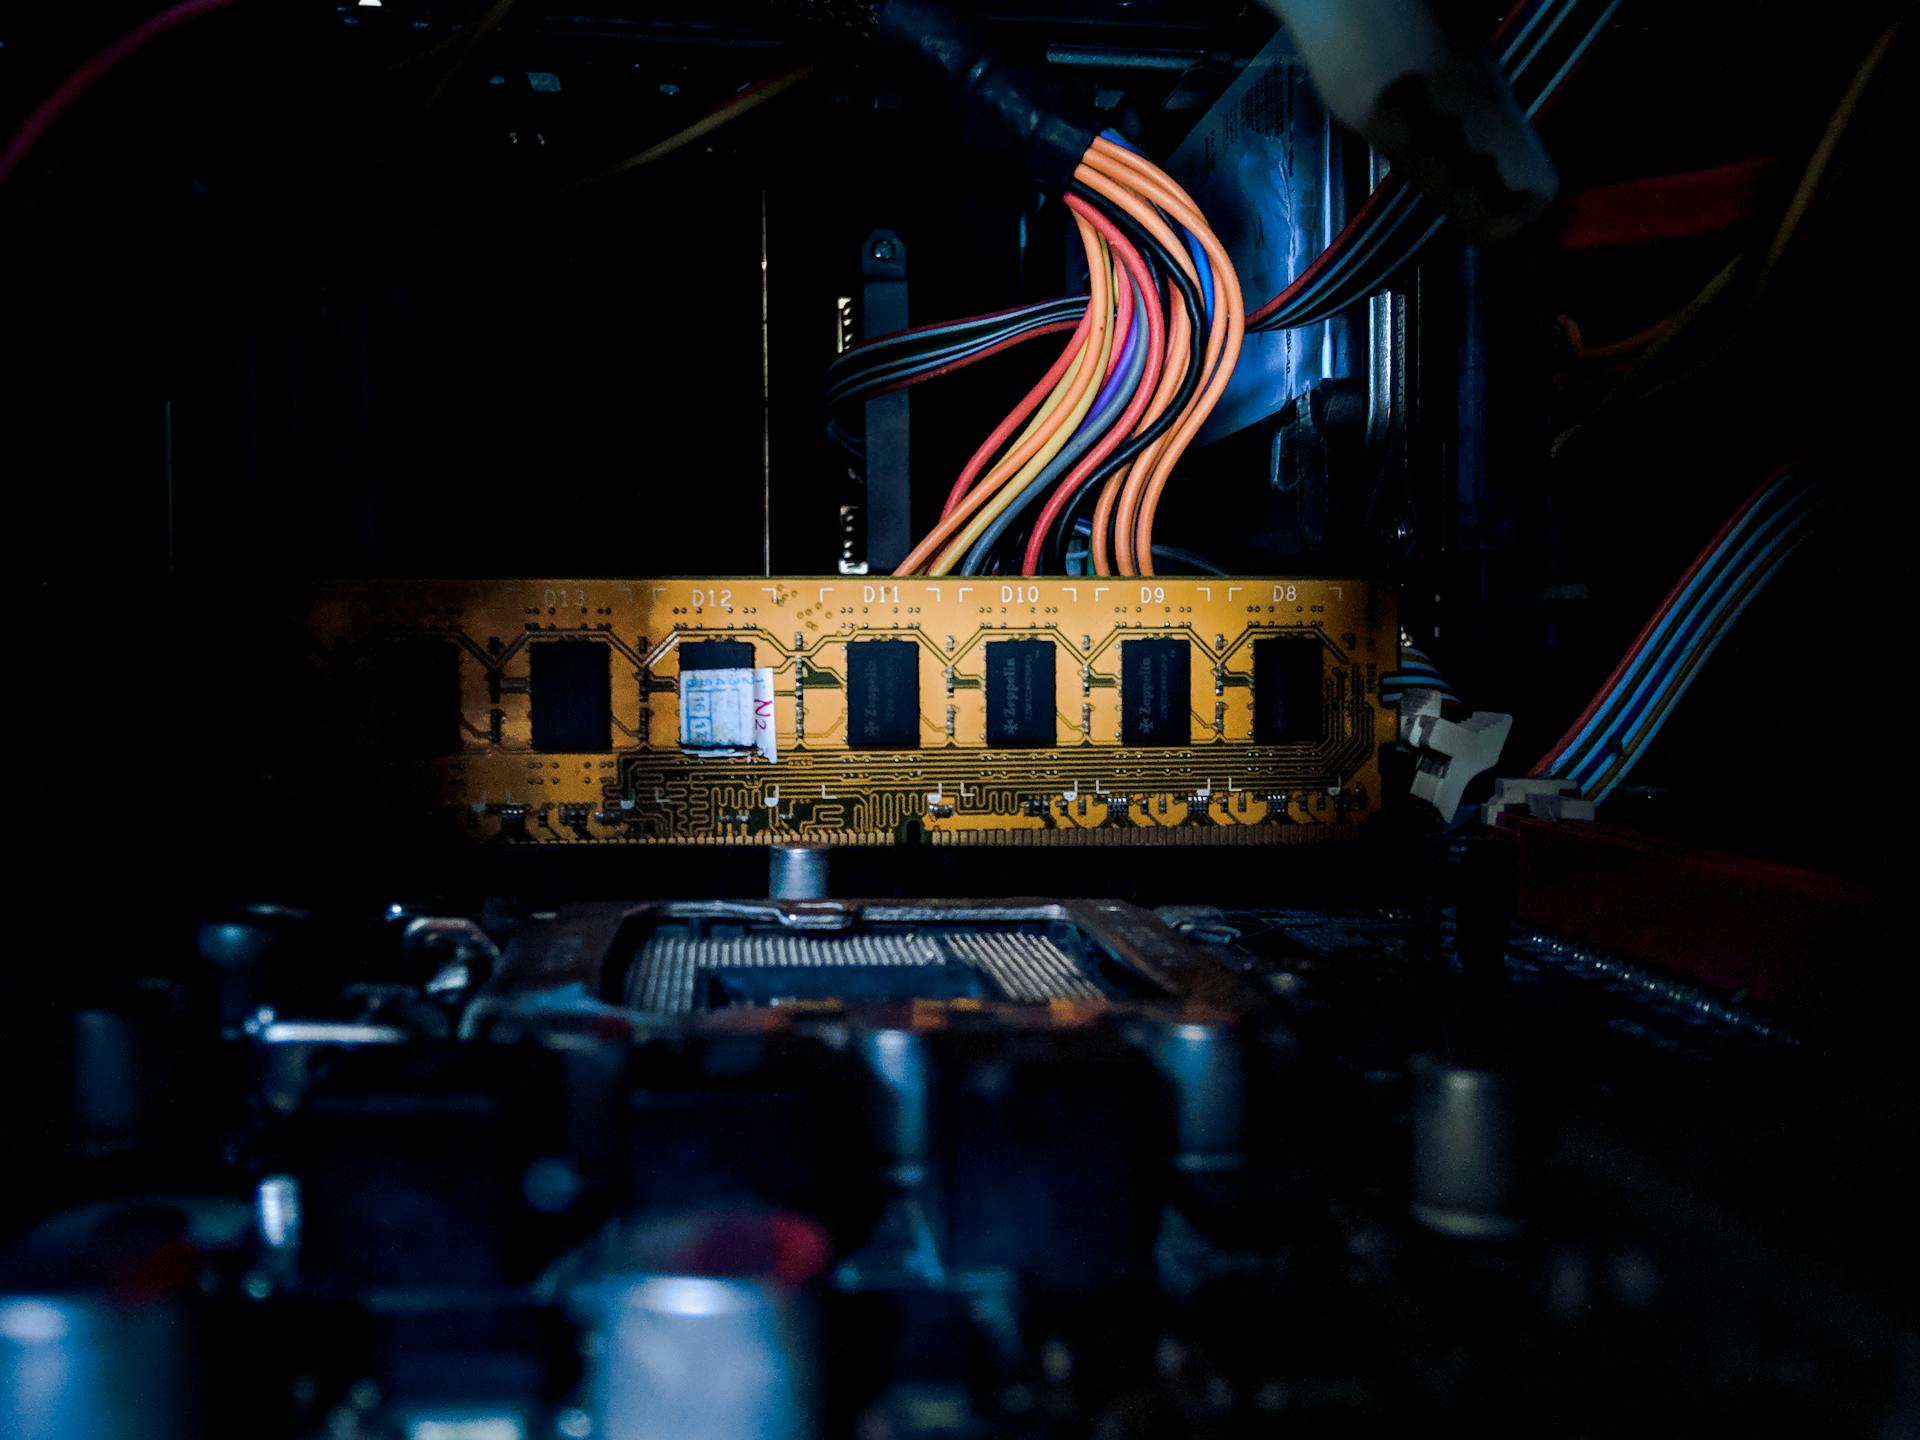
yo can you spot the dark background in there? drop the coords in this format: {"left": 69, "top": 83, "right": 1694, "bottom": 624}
{"left": 2, "top": 0, "right": 1908, "bottom": 915}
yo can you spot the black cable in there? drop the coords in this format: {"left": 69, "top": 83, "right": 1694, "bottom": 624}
{"left": 1150, "top": 545, "right": 1229, "bottom": 576}
{"left": 1051, "top": 479, "right": 1105, "bottom": 573}
{"left": 825, "top": 296, "right": 1087, "bottom": 398}
{"left": 1043, "top": 180, "right": 1206, "bottom": 570}
{"left": 874, "top": 0, "right": 1096, "bottom": 185}
{"left": 1041, "top": 216, "right": 1168, "bottom": 571}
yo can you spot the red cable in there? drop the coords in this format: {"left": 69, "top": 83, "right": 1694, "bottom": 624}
{"left": 860, "top": 318, "right": 1081, "bottom": 401}
{"left": 1246, "top": 180, "right": 1402, "bottom": 327}
{"left": 1021, "top": 193, "right": 1165, "bottom": 576}
{"left": 1558, "top": 157, "right": 1778, "bottom": 252}
{"left": 939, "top": 305, "right": 1093, "bottom": 520}
{"left": 1528, "top": 459, "right": 1802, "bottom": 777}
{"left": 938, "top": 223, "right": 1135, "bottom": 528}
{"left": 0, "top": 0, "right": 248, "bottom": 185}
{"left": 1246, "top": 0, "right": 1581, "bottom": 328}
{"left": 1490, "top": 1, "right": 1540, "bottom": 44}
{"left": 851, "top": 298, "right": 1082, "bottom": 353}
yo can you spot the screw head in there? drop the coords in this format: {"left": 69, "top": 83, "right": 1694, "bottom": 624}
{"left": 870, "top": 238, "right": 896, "bottom": 262}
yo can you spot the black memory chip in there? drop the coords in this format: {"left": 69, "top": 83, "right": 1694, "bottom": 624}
{"left": 1252, "top": 636, "right": 1323, "bottom": 744}
{"left": 530, "top": 640, "right": 612, "bottom": 752}
{"left": 678, "top": 639, "right": 755, "bottom": 672}
{"left": 372, "top": 639, "right": 462, "bottom": 756}
{"left": 1121, "top": 638, "right": 1190, "bottom": 746}
{"left": 985, "top": 639, "right": 1056, "bottom": 748}
{"left": 846, "top": 640, "right": 920, "bottom": 749}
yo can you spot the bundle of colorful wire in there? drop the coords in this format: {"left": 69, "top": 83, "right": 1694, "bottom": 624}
{"left": 831, "top": 0, "right": 1620, "bottom": 391}
{"left": 1530, "top": 456, "right": 1882, "bottom": 804}
{"left": 820, "top": 0, "right": 1624, "bottom": 577}
{"left": 824, "top": 297, "right": 1086, "bottom": 427}
{"left": 1249, "top": 0, "right": 1622, "bottom": 332}
{"left": 1381, "top": 642, "right": 1462, "bottom": 709}
{"left": 872, "top": 134, "right": 1244, "bottom": 578}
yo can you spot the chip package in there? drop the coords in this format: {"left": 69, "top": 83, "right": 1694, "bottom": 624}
{"left": 298, "top": 577, "right": 1394, "bottom": 845}
{"left": 1253, "top": 636, "right": 1324, "bottom": 745}
{"left": 1121, "top": 638, "right": 1191, "bottom": 746}
{"left": 985, "top": 638, "right": 1058, "bottom": 749}
{"left": 847, "top": 640, "right": 922, "bottom": 749}
{"left": 530, "top": 640, "right": 612, "bottom": 752}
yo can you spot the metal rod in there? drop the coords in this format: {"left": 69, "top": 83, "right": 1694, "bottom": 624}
{"left": 760, "top": 183, "right": 773, "bottom": 576}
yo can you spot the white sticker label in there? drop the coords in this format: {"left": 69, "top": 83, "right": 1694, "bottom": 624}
{"left": 678, "top": 667, "right": 777, "bottom": 761}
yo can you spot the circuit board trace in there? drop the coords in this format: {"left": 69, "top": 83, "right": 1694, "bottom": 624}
{"left": 309, "top": 578, "right": 1394, "bottom": 844}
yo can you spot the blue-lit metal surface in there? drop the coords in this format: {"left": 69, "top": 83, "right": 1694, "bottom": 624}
{"left": 579, "top": 1276, "right": 816, "bottom": 1440}
{"left": 0, "top": 1297, "right": 201, "bottom": 1440}
{"left": 1167, "top": 29, "right": 1355, "bottom": 439}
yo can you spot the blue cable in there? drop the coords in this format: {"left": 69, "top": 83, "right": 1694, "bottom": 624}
{"left": 826, "top": 313, "right": 1080, "bottom": 405}
{"left": 826, "top": 298, "right": 1085, "bottom": 397}
{"left": 956, "top": 273, "right": 1151, "bottom": 574}
{"left": 1524, "top": 0, "right": 1624, "bottom": 122}
{"left": 1099, "top": 128, "right": 1215, "bottom": 322}
{"left": 1551, "top": 469, "right": 1807, "bottom": 776}
{"left": 1551, "top": 469, "right": 1800, "bottom": 768}
{"left": 1504, "top": 0, "right": 1580, "bottom": 81}
{"left": 1255, "top": 0, "right": 1607, "bottom": 331}
{"left": 1565, "top": 485, "right": 1817, "bottom": 783}
{"left": 1587, "top": 550, "right": 1797, "bottom": 803}
{"left": 1565, "top": 471, "right": 1867, "bottom": 796}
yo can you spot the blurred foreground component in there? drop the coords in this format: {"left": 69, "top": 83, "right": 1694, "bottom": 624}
{"left": 1263, "top": 0, "right": 1560, "bottom": 241}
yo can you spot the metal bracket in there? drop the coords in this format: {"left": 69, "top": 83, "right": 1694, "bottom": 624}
{"left": 860, "top": 229, "right": 911, "bottom": 571}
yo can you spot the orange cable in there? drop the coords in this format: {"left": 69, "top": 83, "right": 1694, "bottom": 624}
{"left": 895, "top": 214, "right": 1111, "bottom": 574}
{"left": 1075, "top": 157, "right": 1216, "bottom": 573}
{"left": 928, "top": 216, "right": 1115, "bottom": 574}
{"left": 1086, "top": 137, "right": 1245, "bottom": 576}
{"left": 937, "top": 305, "right": 1092, "bottom": 520}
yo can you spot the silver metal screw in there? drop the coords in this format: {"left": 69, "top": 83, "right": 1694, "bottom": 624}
{"left": 769, "top": 844, "right": 829, "bottom": 900}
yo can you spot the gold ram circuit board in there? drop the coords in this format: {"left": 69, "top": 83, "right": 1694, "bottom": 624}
{"left": 307, "top": 577, "right": 1395, "bottom": 845}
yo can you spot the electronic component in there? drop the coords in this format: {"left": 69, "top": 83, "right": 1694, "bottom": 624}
{"left": 984, "top": 638, "right": 1058, "bottom": 749}
{"left": 1120, "top": 638, "right": 1190, "bottom": 746}
{"left": 1253, "top": 635, "right": 1324, "bottom": 744}
{"left": 1400, "top": 689, "right": 1513, "bottom": 822}
{"left": 305, "top": 577, "right": 1395, "bottom": 844}
{"left": 1481, "top": 777, "right": 1597, "bottom": 825}
{"left": 679, "top": 666, "right": 777, "bottom": 760}
{"left": 845, "top": 640, "right": 921, "bottom": 750}
{"left": 679, "top": 639, "right": 756, "bottom": 671}
{"left": 529, "top": 640, "right": 612, "bottom": 753}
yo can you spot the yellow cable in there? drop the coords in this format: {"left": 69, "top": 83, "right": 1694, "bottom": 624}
{"left": 910, "top": 341, "right": 1089, "bottom": 575}
{"left": 977, "top": 231, "right": 1111, "bottom": 489}
{"left": 558, "top": 63, "right": 819, "bottom": 192}
{"left": 991, "top": 335, "right": 1089, "bottom": 482}
{"left": 930, "top": 298, "right": 1114, "bottom": 574}
{"left": 930, "top": 231, "right": 1116, "bottom": 575}
{"left": 892, "top": 223, "right": 1112, "bottom": 574}
{"left": 891, "top": 335, "right": 1089, "bottom": 576}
